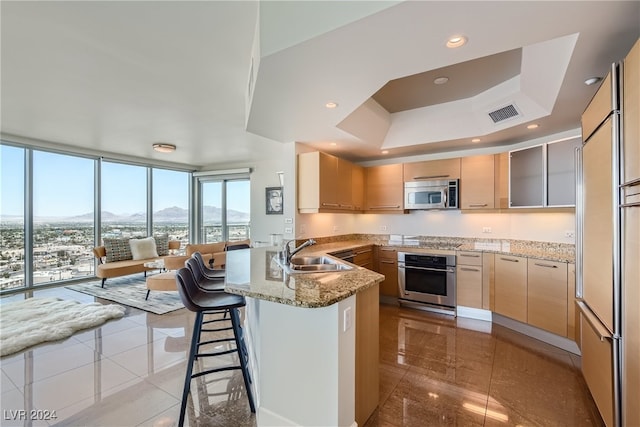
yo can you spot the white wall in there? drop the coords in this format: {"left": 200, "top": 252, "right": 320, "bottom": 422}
{"left": 248, "top": 141, "right": 297, "bottom": 245}
{"left": 296, "top": 210, "right": 576, "bottom": 244}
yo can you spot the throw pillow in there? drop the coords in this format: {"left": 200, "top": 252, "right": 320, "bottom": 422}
{"left": 104, "top": 238, "right": 133, "bottom": 263}
{"left": 130, "top": 237, "right": 159, "bottom": 260}
{"left": 154, "top": 233, "right": 169, "bottom": 256}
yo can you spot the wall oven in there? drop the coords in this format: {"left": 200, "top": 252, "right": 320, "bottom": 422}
{"left": 398, "top": 252, "right": 456, "bottom": 314}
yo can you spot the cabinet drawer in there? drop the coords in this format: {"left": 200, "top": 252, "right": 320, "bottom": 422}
{"left": 353, "top": 246, "right": 373, "bottom": 266}
{"left": 378, "top": 246, "right": 398, "bottom": 260}
{"left": 527, "top": 259, "right": 568, "bottom": 336}
{"left": 457, "top": 251, "right": 482, "bottom": 266}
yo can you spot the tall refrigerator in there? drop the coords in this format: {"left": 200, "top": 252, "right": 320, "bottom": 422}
{"left": 577, "top": 38, "right": 639, "bottom": 427}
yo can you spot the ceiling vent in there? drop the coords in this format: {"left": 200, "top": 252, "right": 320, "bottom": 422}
{"left": 488, "top": 103, "right": 520, "bottom": 123}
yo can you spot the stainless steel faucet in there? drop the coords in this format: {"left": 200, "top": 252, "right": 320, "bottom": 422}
{"left": 283, "top": 239, "right": 316, "bottom": 263}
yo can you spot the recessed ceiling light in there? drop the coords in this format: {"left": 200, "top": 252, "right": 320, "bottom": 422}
{"left": 330, "top": 142, "right": 337, "bottom": 146}
{"left": 471, "top": 138, "right": 481, "bottom": 143}
{"left": 381, "top": 150, "right": 389, "bottom": 155}
{"left": 584, "top": 77, "right": 602, "bottom": 86}
{"left": 527, "top": 124, "right": 539, "bottom": 129}
{"left": 152, "top": 143, "right": 176, "bottom": 153}
{"left": 433, "top": 76, "right": 449, "bottom": 85}
{"left": 325, "top": 102, "right": 338, "bottom": 109}
{"left": 446, "top": 35, "right": 467, "bottom": 48}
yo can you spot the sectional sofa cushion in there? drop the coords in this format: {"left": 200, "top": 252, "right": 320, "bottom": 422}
{"left": 130, "top": 237, "right": 159, "bottom": 260}
{"left": 103, "top": 238, "right": 133, "bottom": 263}
{"left": 154, "top": 233, "right": 170, "bottom": 256}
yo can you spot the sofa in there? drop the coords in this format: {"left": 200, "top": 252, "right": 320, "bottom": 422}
{"left": 93, "top": 236, "right": 180, "bottom": 287}
{"left": 163, "top": 239, "right": 251, "bottom": 271}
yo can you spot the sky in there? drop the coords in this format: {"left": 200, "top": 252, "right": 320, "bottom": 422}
{"left": 1, "top": 144, "right": 250, "bottom": 217}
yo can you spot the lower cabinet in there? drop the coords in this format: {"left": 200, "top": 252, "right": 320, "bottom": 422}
{"left": 494, "top": 254, "right": 528, "bottom": 323}
{"left": 527, "top": 260, "right": 568, "bottom": 336}
{"left": 456, "top": 251, "right": 483, "bottom": 308}
{"left": 353, "top": 245, "right": 373, "bottom": 269}
{"left": 355, "top": 284, "right": 379, "bottom": 426}
{"left": 376, "top": 246, "right": 398, "bottom": 297}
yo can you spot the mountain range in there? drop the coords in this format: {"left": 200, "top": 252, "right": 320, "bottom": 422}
{"left": 0, "top": 206, "right": 249, "bottom": 224}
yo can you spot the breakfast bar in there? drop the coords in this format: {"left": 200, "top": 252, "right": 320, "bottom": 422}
{"left": 224, "top": 246, "right": 384, "bottom": 427}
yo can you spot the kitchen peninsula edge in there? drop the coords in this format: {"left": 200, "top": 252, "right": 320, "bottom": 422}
{"left": 224, "top": 246, "right": 384, "bottom": 427}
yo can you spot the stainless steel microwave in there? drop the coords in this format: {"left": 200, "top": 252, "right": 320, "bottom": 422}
{"left": 404, "top": 179, "right": 459, "bottom": 210}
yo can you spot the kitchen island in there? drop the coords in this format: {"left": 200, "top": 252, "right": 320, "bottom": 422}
{"left": 224, "top": 246, "right": 384, "bottom": 427}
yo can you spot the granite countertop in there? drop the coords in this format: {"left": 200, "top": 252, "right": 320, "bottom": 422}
{"left": 296, "top": 235, "right": 576, "bottom": 263}
{"left": 224, "top": 246, "right": 384, "bottom": 308}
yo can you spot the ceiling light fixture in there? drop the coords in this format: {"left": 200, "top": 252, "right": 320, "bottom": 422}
{"left": 527, "top": 124, "right": 539, "bottom": 129}
{"left": 446, "top": 35, "right": 467, "bottom": 48}
{"left": 471, "top": 138, "right": 481, "bottom": 143}
{"left": 152, "top": 143, "right": 176, "bottom": 153}
{"left": 381, "top": 150, "right": 389, "bottom": 154}
{"left": 433, "top": 76, "right": 449, "bottom": 85}
{"left": 584, "top": 77, "right": 602, "bottom": 86}
{"left": 325, "top": 102, "right": 338, "bottom": 109}
{"left": 330, "top": 142, "right": 337, "bottom": 146}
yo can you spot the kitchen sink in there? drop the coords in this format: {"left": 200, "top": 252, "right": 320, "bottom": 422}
{"left": 276, "top": 254, "right": 354, "bottom": 274}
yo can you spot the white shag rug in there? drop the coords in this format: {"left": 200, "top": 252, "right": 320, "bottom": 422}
{"left": 0, "top": 297, "right": 126, "bottom": 357}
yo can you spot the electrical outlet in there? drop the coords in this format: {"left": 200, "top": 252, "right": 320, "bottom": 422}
{"left": 482, "top": 227, "right": 492, "bottom": 233}
{"left": 343, "top": 306, "right": 352, "bottom": 332}
{"left": 284, "top": 227, "right": 293, "bottom": 234}
{"left": 284, "top": 218, "right": 293, "bottom": 224}
{"left": 333, "top": 225, "right": 339, "bottom": 232}
{"left": 564, "top": 230, "right": 575, "bottom": 238}
{"left": 380, "top": 225, "right": 387, "bottom": 231}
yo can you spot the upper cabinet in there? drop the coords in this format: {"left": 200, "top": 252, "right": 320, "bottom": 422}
{"left": 403, "top": 158, "right": 461, "bottom": 181}
{"left": 509, "top": 137, "right": 581, "bottom": 208}
{"left": 623, "top": 39, "right": 639, "bottom": 184}
{"left": 298, "top": 152, "right": 363, "bottom": 213}
{"left": 460, "top": 154, "right": 508, "bottom": 210}
{"left": 365, "top": 164, "right": 404, "bottom": 212}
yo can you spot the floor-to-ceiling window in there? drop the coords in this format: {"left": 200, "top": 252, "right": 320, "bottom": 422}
{"left": 152, "top": 168, "right": 190, "bottom": 251}
{"left": 196, "top": 173, "right": 250, "bottom": 243}
{"left": 101, "top": 161, "right": 147, "bottom": 241}
{"left": 32, "top": 151, "right": 95, "bottom": 284}
{"left": 0, "top": 142, "right": 193, "bottom": 293}
{"left": 0, "top": 145, "right": 25, "bottom": 291}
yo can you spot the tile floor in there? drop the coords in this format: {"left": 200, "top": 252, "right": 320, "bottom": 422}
{"left": 1, "top": 286, "right": 603, "bottom": 426}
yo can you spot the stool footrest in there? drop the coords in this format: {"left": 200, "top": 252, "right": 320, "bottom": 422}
{"left": 195, "top": 347, "right": 238, "bottom": 359}
{"left": 191, "top": 365, "right": 241, "bottom": 380}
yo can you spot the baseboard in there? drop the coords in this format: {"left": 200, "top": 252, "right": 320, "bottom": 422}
{"left": 456, "top": 306, "right": 492, "bottom": 322}
{"left": 257, "top": 407, "right": 299, "bottom": 426}
{"left": 492, "top": 313, "right": 581, "bottom": 355}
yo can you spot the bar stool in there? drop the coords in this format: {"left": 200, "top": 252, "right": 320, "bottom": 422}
{"left": 192, "top": 251, "right": 226, "bottom": 280}
{"left": 175, "top": 267, "right": 255, "bottom": 426}
{"left": 185, "top": 257, "right": 226, "bottom": 291}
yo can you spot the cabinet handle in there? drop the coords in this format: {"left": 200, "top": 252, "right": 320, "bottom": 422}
{"left": 468, "top": 203, "right": 488, "bottom": 207}
{"left": 534, "top": 262, "right": 558, "bottom": 268}
{"left": 369, "top": 205, "right": 400, "bottom": 209}
{"left": 355, "top": 249, "right": 371, "bottom": 254}
{"left": 413, "top": 175, "right": 449, "bottom": 180}
{"left": 339, "top": 204, "right": 353, "bottom": 209}
{"left": 460, "top": 267, "right": 480, "bottom": 272}
{"left": 460, "top": 253, "right": 480, "bottom": 258}
{"left": 381, "top": 248, "right": 397, "bottom": 252}
{"left": 322, "top": 203, "right": 339, "bottom": 207}
{"left": 380, "top": 260, "right": 396, "bottom": 264}
{"left": 500, "top": 257, "right": 519, "bottom": 262}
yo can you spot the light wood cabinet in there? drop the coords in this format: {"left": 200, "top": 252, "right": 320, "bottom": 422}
{"left": 460, "top": 155, "right": 496, "bottom": 209}
{"left": 298, "top": 152, "right": 363, "bottom": 213}
{"left": 364, "top": 164, "right": 404, "bottom": 212}
{"left": 494, "top": 254, "right": 528, "bottom": 322}
{"left": 376, "top": 246, "right": 398, "bottom": 297}
{"left": 568, "top": 263, "right": 576, "bottom": 341}
{"left": 527, "top": 259, "right": 568, "bottom": 336}
{"left": 353, "top": 245, "right": 373, "bottom": 270}
{"left": 355, "top": 283, "right": 379, "bottom": 426}
{"left": 403, "top": 158, "right": 460, "bottom": 181}
{"left": 624, "top": 39, "right": 639, "bottom": 183}
{"left": 456, "top": 251, "right": 483, "bottom": 308}
{"left": 352, "top": 164, "right": 365, "bottom": 211}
